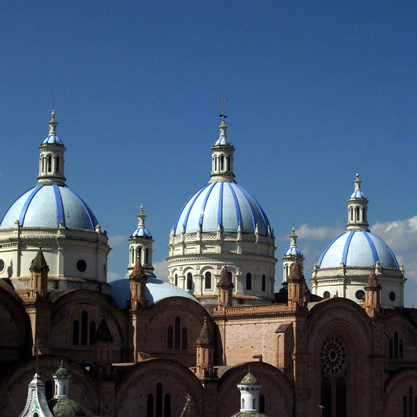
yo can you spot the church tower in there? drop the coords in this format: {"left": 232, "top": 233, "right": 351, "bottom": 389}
{"left": 126, "top": 205, "right": 155, "bottom": 278}
{"left": 282, "top": 227, "right": 304, "bottom": 285}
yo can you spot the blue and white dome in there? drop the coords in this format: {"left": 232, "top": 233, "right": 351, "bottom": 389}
{"left": 0, "top": 184, "right": 99, "bottom": 230}
{"left": 131, "top": 227, "right": 152, "bottom": 238}
{"left": 318, "top": 229, "right": 399, "bottom": 269}
{"left": 110, "top": 278, "right": 198, "bottom": 308}
{"left": 174, "top": 181, "right": 271, "bottom": 236}
{"left": 285, "top": 246, "right": 303, "bottom": 256}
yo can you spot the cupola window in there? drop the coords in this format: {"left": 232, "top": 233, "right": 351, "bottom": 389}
{"left": 186, "top": 273, "right": 193, "bottom": 290}
{"left": 246, "top": 273, "right": 252, "bottom": 291}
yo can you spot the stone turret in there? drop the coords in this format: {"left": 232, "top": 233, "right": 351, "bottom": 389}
{"left": 217, "top": 266, "right": 234, "bottom": 307}
{"left": 287, "top": 258, "right": 309, "bottom": 308}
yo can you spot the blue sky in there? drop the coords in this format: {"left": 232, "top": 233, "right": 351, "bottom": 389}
{"left": 1, "top": 1, "right": 416, "bottom": 304}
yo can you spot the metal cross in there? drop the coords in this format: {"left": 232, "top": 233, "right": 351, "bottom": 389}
{"left": 220, "top": 95, "right": 227, "bottom": 117}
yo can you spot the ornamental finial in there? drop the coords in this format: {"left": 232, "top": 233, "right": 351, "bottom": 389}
{"left": 48, "top": 109, "right": 58, "bottom": 136}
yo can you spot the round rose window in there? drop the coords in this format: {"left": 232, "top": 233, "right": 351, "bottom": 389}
{"left": 321, "top": 336, "right": 347, "bottom": 375}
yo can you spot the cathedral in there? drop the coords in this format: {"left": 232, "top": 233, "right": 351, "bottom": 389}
{"left": 0, "top": 111, "right": 415, "bottom": 417}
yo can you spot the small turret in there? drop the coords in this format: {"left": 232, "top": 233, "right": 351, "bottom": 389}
{"left": 195, "top": 317, "right": 215, "bottom": 379}
{"left": 347, "top": 174, "right": 369, "bottom": 231}
{"left": 37, "top": 111, "right": 67, "bottom": 185}
{"left": 363, "top": 266, "right": 382, "bottom": 317}
{"left": 129, "top": 255, "right": 148, "bottom": 310}
{"left": 217, "top": 266, "right": 234, "bottom": 307}
{"left": 29, "top": 245, "right": 50, "bottom": 299}
{"left": 209, "top": 103, "right": 236, "bottom": 183}
{"left": 126, "top": 205, "right": 155, "bottom": 278}
{"left": 287, "top": 258, "right": 309, "bottom": 308}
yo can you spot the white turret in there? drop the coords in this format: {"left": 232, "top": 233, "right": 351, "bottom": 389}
{"left": 53, "top": 360, "right": 70, "bottom": 398}
{"left": 209, "top": 114, "right": 235, "bottom": 182}
{"left": 346, "top": 173, "right": 369, "bottom": 231}
{"left": 237, "top": 367, "right": 263, "bottom": 413}
{"left": 126, "top": 205, "right": 155, "bottom": 278}
{"left": 282, "top": 227, "right": 304, "bottom": 284}
{"left": 37, "top": 110, "right": 66, "bottom": 185}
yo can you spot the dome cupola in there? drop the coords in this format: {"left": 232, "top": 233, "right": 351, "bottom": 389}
{"left": 0, "top": 111, "right": 110, "bottom": 293}
{"left": 167, "top": 107, "right": 276, "bottom": 306}
{"left": 282, "top": 227, "right": 304, "bottom": 284}
{"left": 310, "top": 174, "right": 406, "bottom": 307}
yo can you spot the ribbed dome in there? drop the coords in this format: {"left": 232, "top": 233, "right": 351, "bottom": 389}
{"left": 174, "top": 181, "right": 271, "bottom": 236}
{"left": 42, "top": 134, "right": 64, "bottom": 145}
{"left": 110, "top": 278, "right": 198, "bottom": 308}
{"left": 285, "top": 246, "right": 303, "bottom": 256}
{"left": 131, "top": 227, "right": 152, "bottom": 238}
{"left": 318, "top": 230, "right": 399, "bottom": 269}
{"left": 0, "top": 184, "right": 99, "bottom": 230}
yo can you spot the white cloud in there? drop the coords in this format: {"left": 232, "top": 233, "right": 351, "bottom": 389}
{"left": 278, "top": 223, "right": 344, "bottom": 242}
{"left": 108, "top": 234, "right": 128, "bottom": 247}
{"left": 153, "top": 260, "right": 168, "bottom": 281}
{"left": 107, "top": 271, "right": 123, "bottom": 282}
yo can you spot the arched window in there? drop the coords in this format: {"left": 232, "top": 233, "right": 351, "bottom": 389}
{"left": 89, "top": 321, "right": 96, "bottom": 345}
{"left": 182, "top": 327, "right": 188, "bottom": 350}
{"left": 186, "top": 273, "right": 192, "bottom": 290}
{"left": 47, "top": 155, "right": 52, "bottom": 172}
{"left": 204, "top": 272, "right": 211, "bottom": 289}
{"left": 321, "top": 377, "right": 332, "bottom": 417}
{"left": 355, "top": 207, "right": 360, "bottom": 221}
{"left": 145, "top": 248, "right": 149, "bottom": 264}
{"left": 389, "top": 338, "right": 393, "bottom": 358}
{"left": 56, "top": 157, "right": 60, "bottom": 173}
{"left": 72, "top": 310, "right": 96, "bottom": 346}
{"left": 72, "top": 320, "right": 80, "bottom": 345}
{"left": 81, "top": 310, "right": 88, "bottom": 345}
{"left": 175, "top": 317, "right": 181, "bottom": 350}
{"left": 174, "top": 274, "right": 178, "bottom": 286}
{"left": 400, "top": 339, "right": 404, "bottom": 359}
{"left": 395, "top": 331, "right": 399, "bottom": 358}
{"left": 246, "top": 273, "right": 252, "bottom": 291}
{"left": 147, "top": 385, "right": 171, "bottom": 417}
{"left": 156, "top": 383, "right": 163, "bottom": 417}
{"left": 262, "top": 274, "right": 266, "bottom": 292}
{"left": 131, "top": 249, "right": 135, "bottom": 264}
{"left": 242, "top": 398, "right": 245, "bottom": 409}
{"left": 220, "top": 156, "right": 224, "bottom": 170}
{"left": 167, "top": 326, "right": 173, "bottom": 349}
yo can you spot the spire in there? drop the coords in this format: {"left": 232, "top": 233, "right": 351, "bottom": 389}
{"left": 30, "top": 245, "right": 49, "bottom": 273}
{"left": 137, "top": 204, "right": 146, "bottom": 228}
{"left": 289, "top": 227, "right": 297, "bottom": 248}
{"left": 346, "top": 173, "right": 369, "bottom": 231}
{"left": 196, "top": 317, "right": 213, "bottom": 345}
{"left": 130, "top": 255, "right": 148, "bottom": 309}
{"left": 287, "top": 257, "right": 309, "bottom": 308}
{"left": 210, "top": 100, "right": 235, "bottom": 182}
{"left": 49, "top": 110, "right": 58, "bottom": 136}
{"left": 217, "top": 266, "right": 234, "bottom": 308}
{"left": 37, "top": 111, "right": 66, "bottom": 185}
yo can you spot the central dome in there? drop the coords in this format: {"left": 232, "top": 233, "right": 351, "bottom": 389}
{"left": 174, "top": 181, "right": 271, "bottom": 236}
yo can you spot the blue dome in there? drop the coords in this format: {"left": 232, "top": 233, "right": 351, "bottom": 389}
{"left": 0, "top": 184, "right": 99, "bottom": 230}
{"left": 350, "top": 190, "right": 367, "bottom": 199}
{"left": 318, "top": 230, "right": 399, "bottom": 269}
{"left": 131, "top": 227, "right": 152, "bottom": 238}
{"left": 214, "top": 137, "right": 232, "bottom": 146}
{"left": 285, "top": 247, "right": 303, "bottom": 256}
{"left": 42, "top": 134, "right": 64, "bottom": 145}
{"left": 110, "top": 278, "right": 198, "bottom": 308}
{"left": 174, "top": 181, "right": 271, "bottom": 236}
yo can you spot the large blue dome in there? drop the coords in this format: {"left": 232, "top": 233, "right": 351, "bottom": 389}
{"left": 174, "top": 181, "right": 271, "bottom": 236}
{"left": 318, "top": 230, "right": 399, "bottom": 269}
{"left": 0, "top": 184, "right": 99, "bottom": 230}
